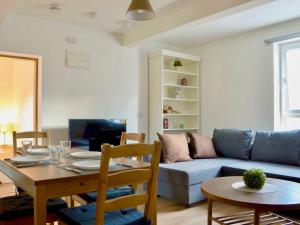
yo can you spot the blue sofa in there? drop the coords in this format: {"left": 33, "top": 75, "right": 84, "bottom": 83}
{"left": 157, "top": 129, "right": 300, "bottom": 206}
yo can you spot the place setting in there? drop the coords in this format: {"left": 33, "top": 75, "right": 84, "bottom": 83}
{"left": 7, "top": 139, "right": 132, "bottom": 173}
{"left": 4, "top": 140, "right": 49, "bottom": 168}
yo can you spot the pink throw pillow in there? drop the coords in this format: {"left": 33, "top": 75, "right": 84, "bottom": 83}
{"left": 157, "top": 133, "right": 191, "bottom": 163}
{"left": 187, "top": 132, "right": 217, "bottom": 159}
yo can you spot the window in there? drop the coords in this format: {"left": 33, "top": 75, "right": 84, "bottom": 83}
{"left": 276, "top": 40, "right": 300, "bottom": 130}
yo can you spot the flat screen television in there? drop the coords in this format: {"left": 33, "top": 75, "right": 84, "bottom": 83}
{"left": 68, "top": 119, "right": 126, "bottom": 151}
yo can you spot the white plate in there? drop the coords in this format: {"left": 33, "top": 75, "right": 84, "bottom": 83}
{"left": 27, "top": 148, "right": 49, "bottom": 155}
{"left": 70, "top": 151, "right": 101, "bottom": 159}
{"left": 232, "top": 182, "right": 278, "bottom": 194}
{"left": 72, "top": 160, "right": 116, "bottom": 170}
{"left": 11, "top": 155, "right": 50, "bottom": 164}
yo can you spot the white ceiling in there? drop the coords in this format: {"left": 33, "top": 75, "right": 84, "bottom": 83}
{"left": 2, "top": 0, "right": 300, "bottom": 47}
{"left": 156, "top": 0, "right": 300, "bottom": 47}
{"left": 14, "top": 0, "right": 188, "bottom": 34}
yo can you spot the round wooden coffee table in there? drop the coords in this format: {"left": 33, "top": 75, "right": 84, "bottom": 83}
{"left": 201, "top": 176, "right": 300, "bottom": 225}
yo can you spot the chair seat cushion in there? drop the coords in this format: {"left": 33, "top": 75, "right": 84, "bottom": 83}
{"left": 58, "top": 204, "right": 151, "bottom": 225}
{"left": 0, "top": 193, "right": 67, "bottom": 220}
{"left": 78, "top": 186, "right": 135, "bottom": 203}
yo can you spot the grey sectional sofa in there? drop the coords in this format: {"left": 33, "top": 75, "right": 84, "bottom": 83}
{"left": 157, "top": 129, "right": 300, "bottom": 206}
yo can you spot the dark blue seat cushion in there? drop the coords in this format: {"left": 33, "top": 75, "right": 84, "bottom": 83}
{"left": 58, "top": 204, "right": 151, "bottom": 225}
{"left": 0, "top": 193, "right": 67, "bottom": 220}
{"left": 212, "top": 129, "right": 253, "bottom": 160}
{"left": 252, "top": 130, "right": 300, "bottom": 166}
{"left": 78, "top": 186, "right": 135, "bottom": 203}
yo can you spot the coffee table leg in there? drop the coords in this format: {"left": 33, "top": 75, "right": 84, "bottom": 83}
{"left": 207, "top": 198, "right": 213, "bottom": 225}
{"left": 254, "top": 209, "right": 260, "bottom": 225}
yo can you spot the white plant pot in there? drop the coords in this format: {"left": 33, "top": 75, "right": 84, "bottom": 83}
{"left": 174, "top": 66, "right": 183, "bottom": 72}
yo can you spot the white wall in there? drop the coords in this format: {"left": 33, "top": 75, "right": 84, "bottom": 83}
{"left": 0, "top": 14, "right": 141, "bottom": 144}
{"left": 0, "top": 14, "right": 182, "bottom": 144}
{"left": 191, "top": 18, "right": 300, "bottom": 136}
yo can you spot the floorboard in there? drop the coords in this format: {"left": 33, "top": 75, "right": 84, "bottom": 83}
{"left": 157, "top": 198, "right": 300, "bottom": 225}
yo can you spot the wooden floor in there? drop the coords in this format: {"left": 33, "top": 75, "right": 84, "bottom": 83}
{"left": 157, "top": 197, "right": 300, "bottom": 225}
{"left": 157, "top": 198, "right": 245, "bottom": 225}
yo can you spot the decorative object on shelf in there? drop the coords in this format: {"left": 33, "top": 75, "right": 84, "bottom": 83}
{"left": 126, "top": 0, "right": 155, "bottom": 21}
{"left": 163, "top": 118, "right": 169, "bottom": 129}
{"left": 173, "top": 87, "right": 181, "bottom": 99}
{"left": 243, "top": 168, "right": 266, "bottom": 189}
{"left": 179, "top": 123, "right": 185, "bottom": 129}
{"left": 163, "top": 104, "right": 180, "bottom": 114}
{"left": 174, "top": 60, "right": 183, "bottom": 71}
{"left": 180, "top": 77, "right": 188, "bottom": 86}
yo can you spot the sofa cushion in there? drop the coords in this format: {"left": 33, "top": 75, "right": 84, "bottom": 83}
{"left": 252, "top": 130, "right": 300, "bottom": 166}
{"left": 187, "top": 132, "right": 217, "bottom": 159}
{"left": 157, "top": 133, "right": 191, "bottom": 163}
{"left": 158, "top": 157, "right": 242, "bottom": 186}
{"left": 222, "top": 161, "right": 300, "bottom": 183}
{"left": 212, "top": 129, "right": 253, "bottom": 160}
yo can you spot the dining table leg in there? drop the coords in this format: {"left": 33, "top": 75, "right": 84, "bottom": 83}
{"left": 34, "top": 185, "right": 47, "bottom": 225}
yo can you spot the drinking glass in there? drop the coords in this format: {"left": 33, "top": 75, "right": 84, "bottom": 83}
{"left": 49, "top": 145, "right": 60, "bottom": 164}
{"left": 21, "top": 140, "right": 32, "bottom": 156}
{"left": 60, "top": 141, "right": 71, "bottom": 156}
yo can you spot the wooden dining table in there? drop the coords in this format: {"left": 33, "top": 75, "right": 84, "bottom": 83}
{"left": 0, "top": 148, "right": 152, "bottom": 225}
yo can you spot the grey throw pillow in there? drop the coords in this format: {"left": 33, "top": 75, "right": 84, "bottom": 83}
{"left": 212, "top": 129, "right": 253, "bottom": 160}
{"left": 252, "top": 130, "right": 300, "bottom": 166}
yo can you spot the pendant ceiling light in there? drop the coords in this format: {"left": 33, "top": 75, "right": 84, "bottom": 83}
{"left": 126, "top": 0, "right": 155, "bottom": 21}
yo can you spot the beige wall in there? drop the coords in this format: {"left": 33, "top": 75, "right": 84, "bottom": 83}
{"left": 0, "top": 57, "right": 13, "bottom": 123}
{"left": 12, "top": 58, "right": 35, "bottom": 132}
{"left": 0, "top": 56, "right": 35, "bottom": 144}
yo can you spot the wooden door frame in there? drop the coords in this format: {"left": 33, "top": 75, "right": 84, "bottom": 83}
{"left": 0, "top": 51, "right": 42, "bottom": 131}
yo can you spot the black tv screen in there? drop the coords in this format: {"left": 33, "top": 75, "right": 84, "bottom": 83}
{"left": 69, "top": 119, "right": 126, "bottom": 151}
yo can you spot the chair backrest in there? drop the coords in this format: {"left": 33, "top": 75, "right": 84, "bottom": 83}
{"left": 95, "top": 142, "right": 161, "bottom": 225}
{"left": 120, "top": 132, "right": 146, "bottom": 145}
{"left": 12, "top": 131, "right": 49, "bottom": 154}
{"left": 120, "top": 132, "right": 146, "bottom": 161}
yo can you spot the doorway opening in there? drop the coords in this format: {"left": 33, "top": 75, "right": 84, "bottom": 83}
{"left": 0, "top": 52, "right": 41, "bottom": 145}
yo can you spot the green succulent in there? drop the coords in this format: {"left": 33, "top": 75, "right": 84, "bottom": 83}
{"left": 174, "top": 60, "right": 182, "bottom": 67}
{"left": 243, "top": 168, "right": 266, "bottom": 189}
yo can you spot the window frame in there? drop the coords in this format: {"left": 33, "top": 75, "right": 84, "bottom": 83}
{"left": 279, "top": 40, "right": 300, "bottom": 119}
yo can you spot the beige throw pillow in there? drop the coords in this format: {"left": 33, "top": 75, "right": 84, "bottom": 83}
{"left": 157, "top": 133, "right": 191, "bottom": 163}
{"left": 187, "top": 132, "right": 217, "bottom": 159}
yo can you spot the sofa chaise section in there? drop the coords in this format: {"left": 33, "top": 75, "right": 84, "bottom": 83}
{"left": 158, "top": 158, "right": 242, "bottom": 205}
{"left": 222, "top": 160, "right": 300, "bottom": 183}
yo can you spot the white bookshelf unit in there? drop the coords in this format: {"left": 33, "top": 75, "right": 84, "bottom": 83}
{"left": 149, "top": 49, "right": 201, "bottom": 143}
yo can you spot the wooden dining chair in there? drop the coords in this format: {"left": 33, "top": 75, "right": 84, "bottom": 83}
{"left": 57, "top": 141, "right": 161, "bottom": 225}
{"left": 12, "top": 131, "right": 49, "bottom": 154}
{"left": 71, "top": 132, "right": 146, "bottom": 206}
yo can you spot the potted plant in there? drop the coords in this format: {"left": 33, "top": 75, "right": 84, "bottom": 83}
{"left": 243, "top": 168, "right": 266, "bottom": 189}
{"left": 173, "top": 60, "right": 183, "bottom": 71}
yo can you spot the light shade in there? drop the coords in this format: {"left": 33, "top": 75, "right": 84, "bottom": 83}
{"left": 126, "top": 0, "right": 155, "bottom": 21}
